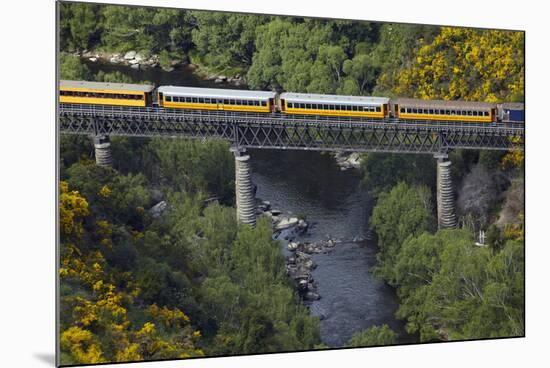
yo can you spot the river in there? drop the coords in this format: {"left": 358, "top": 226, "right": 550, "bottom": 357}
{"left": 83, "top": 60, "right": 412, "bottom": 347}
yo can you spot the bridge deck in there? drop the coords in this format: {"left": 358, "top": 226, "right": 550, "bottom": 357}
{"left": 58, "top": 103, "right": 524, "bottom": 154}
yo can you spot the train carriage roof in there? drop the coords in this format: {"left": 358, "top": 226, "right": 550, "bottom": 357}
{"left": 60, "top": 80, "right": 155, "bottom": 93}
{"left": 501, "top": 102, "right": 525, "bottom": 110}
{"left": 280, "top": 92, "right": 389, "bottom": 106}
{"left": 396, "top": 98, "right": 496, "bottom": 111}
{"left": 158, "top": 86, "right": 277, "bottom": 100}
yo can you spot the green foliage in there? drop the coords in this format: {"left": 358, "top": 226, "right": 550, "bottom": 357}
{"left": 60, "top": 53, "right": 92, "bottom": 80}
{"left": 247, "top": 18, "right": 379, "bottom": 94}
{"left": 147, "top": 138, "right": 235, "bottom": 201}
{"left": 392, "top": 229, "right": 524, "bottom": 342}
{"left": 159, "top": 49, "right": 171, "bottom": 70}
{"left": 370, "top": 182, "right": 435, "bottom": 283}
{"left": 191, "top": 12, "right": 269, "bottom": 70}
{"left": 95, "top": 71, "right": 134, "bottom": 84}
{"left": 360, "top": 153, "right": 436, "bottom": 194}
{"left": 60, "top": 2, "right": 101, "bottom": 51}
{"left": 61, "top": 3, "right": 194, "bottom": 57}
{"left": 347, "top": 325, "right": 398, "bottom": 347}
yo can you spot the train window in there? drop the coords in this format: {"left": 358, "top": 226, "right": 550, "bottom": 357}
{"left": 429, "top": 109, "right": 434, "bottom": 114}
{"left": 262, "top": 101, "right": 267, "bottom": 106}
{"left": 311, "top": 104, "right": 317, "bottom": 109}
{"left": 204, "top": 98, "right": 210, "bottom": 104}
{"left": 400, "top": 107, "right": 404, "bottom": 113}
{"left": 467, "top": 111, "right": 472, "bottom": 115}
{"left": 166, "top": 96, "right": 172, "bottom": 102}
{"left": 352, "top": 106, "right": 358, "bottom": 111}
{"left": 304, "top": 104, "right": 310, "bottom": 109}
{"left": 197, "top": 98, "right": 203, "bottom": 103}
{"left": 412, "top": 108, "right": 417, "bottom": 113}
{"left": 484, "top": 111, "right": 489, "bottom": 116}
{"left": 473, "top": 111, "right": 478, "bottom": 116}
{"left": 336, "top": 105, "right": 341, "bottom": 111}
{"left": 328, "top": 105, "right": 334, "bottom": 110}
{"left": 375, "top": 107, "right": 381, "bottom": 112}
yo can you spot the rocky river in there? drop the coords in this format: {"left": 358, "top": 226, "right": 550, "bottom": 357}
{"left": 81, "top": 59, "right": 412, "bottom": 347}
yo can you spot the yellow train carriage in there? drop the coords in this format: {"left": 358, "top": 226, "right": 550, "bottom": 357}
{"left": 395, "top": 98, "right": 496, "bottom": 123}
{"left": 279, "top": 92, "right": 389, "bottom": 119}
{"left": 60, "top": 80, "right": 155, "bottom": 107}
{"left": 158, "top": 86, "right": 277, "bottom": 113}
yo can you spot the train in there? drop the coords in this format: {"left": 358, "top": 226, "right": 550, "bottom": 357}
{"left": 59, "top": 80, "right": 525, "bottom": 124}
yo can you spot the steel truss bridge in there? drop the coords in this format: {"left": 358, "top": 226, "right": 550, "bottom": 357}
{"left": 59, "top": 104, "right": 524, "bottom": 154}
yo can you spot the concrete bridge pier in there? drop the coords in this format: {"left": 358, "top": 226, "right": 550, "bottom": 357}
{"left": 92, "top": 135, "right": 113, "bottom": 167}
{"left": 435, "top": 153, "right": 457, "bottom": 229}
{"left": 232, "top": 148, "right": 256, "bottom": 226}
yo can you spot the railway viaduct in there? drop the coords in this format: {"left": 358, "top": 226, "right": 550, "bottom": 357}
{"left": 59, "top": 104, "right": 524, "bottom": 229}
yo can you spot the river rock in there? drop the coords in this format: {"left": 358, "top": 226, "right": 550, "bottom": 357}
{"left": 109, "top": 56, "right": 121, "bottom": 64}
{"left": 304, "top": 291, "right": 321, "bottom": 301}
{"left": 130, "top": 64, "right": 140, "bottom": 70}
{"left": 88, "top": 57, "right": 97, "bottom": 62}
{"left": 287, "top": 242, "right": 299, "bottom": 251}
{"left": 275, "top": 216, "right": 299, "bottom": 230}
{"left": 124, "top": 50, "right": 137, "bottom": 60}
{"left": 128, "top": 59, "right": 139, "bottom": 65}
{"left": 214, "top": 78, "right": 224, "bottom": 84}
{"left": 162, "top": 66, "right": 174, "bottom": 72}
{"left": 298, "top": 279, "right": 309, "bottom": 291}
{"left": 134, "top": 53, "right": 145, "bottom": 62}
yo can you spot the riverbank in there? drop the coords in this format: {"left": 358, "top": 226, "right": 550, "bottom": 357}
{"left": 72, "top": 49, "right": 246, "bottom": 86}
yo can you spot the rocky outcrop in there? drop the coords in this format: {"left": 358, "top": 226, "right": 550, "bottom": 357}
{"left": 333, "top": 151, "right": 362, "bottom": 170}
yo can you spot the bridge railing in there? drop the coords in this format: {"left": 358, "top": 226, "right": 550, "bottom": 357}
{"left": 59, "top": 103, "right": 525, "bottom": 131}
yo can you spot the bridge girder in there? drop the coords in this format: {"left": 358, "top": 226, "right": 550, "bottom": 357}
{"left": 59, "top": 104, "right": 524, "bottom": 154}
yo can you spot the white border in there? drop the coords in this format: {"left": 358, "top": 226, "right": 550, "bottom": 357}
{"left": 1, "top": 0, "right": 548, "bottom": 367}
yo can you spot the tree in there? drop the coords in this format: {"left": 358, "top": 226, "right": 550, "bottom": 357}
{"left": 60, "top": 2, "right": 101, "bottom": 51}
{"left": 60, "top": 53, "right": 92, "bottom": 80}
{"left": 347, "top": 325, "right": 398, "bottom": 347}
{"left": 191, "top": 12, "right": 269, "bottom": 69}
{"left": 370, "top": 182, "right": 435, "bottom": 283}
{"left": 393, "top": 27, "right": 524, "bottom": 102}
{"left": 360, "top": 153, "right": 436, "bottom": 194}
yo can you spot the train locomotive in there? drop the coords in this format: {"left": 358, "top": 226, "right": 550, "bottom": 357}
{"left": 59, "top": 80, "right": 524, "bottom": 124}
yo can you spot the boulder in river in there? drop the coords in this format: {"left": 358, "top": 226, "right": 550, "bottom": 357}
{"left": 304, "top": 291, "right": 321, "bottom": 301}
{"left": 124, "top": 50, "right": 137, "bottom": 60}
{"left": 287, "top": 242, "right": 299, "bottom": 251}
{"left": 134, "top": 53, "right": 145, "bottom": 62}
{"left": 275, "top": 216, "right": 299, "bottom": 230}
